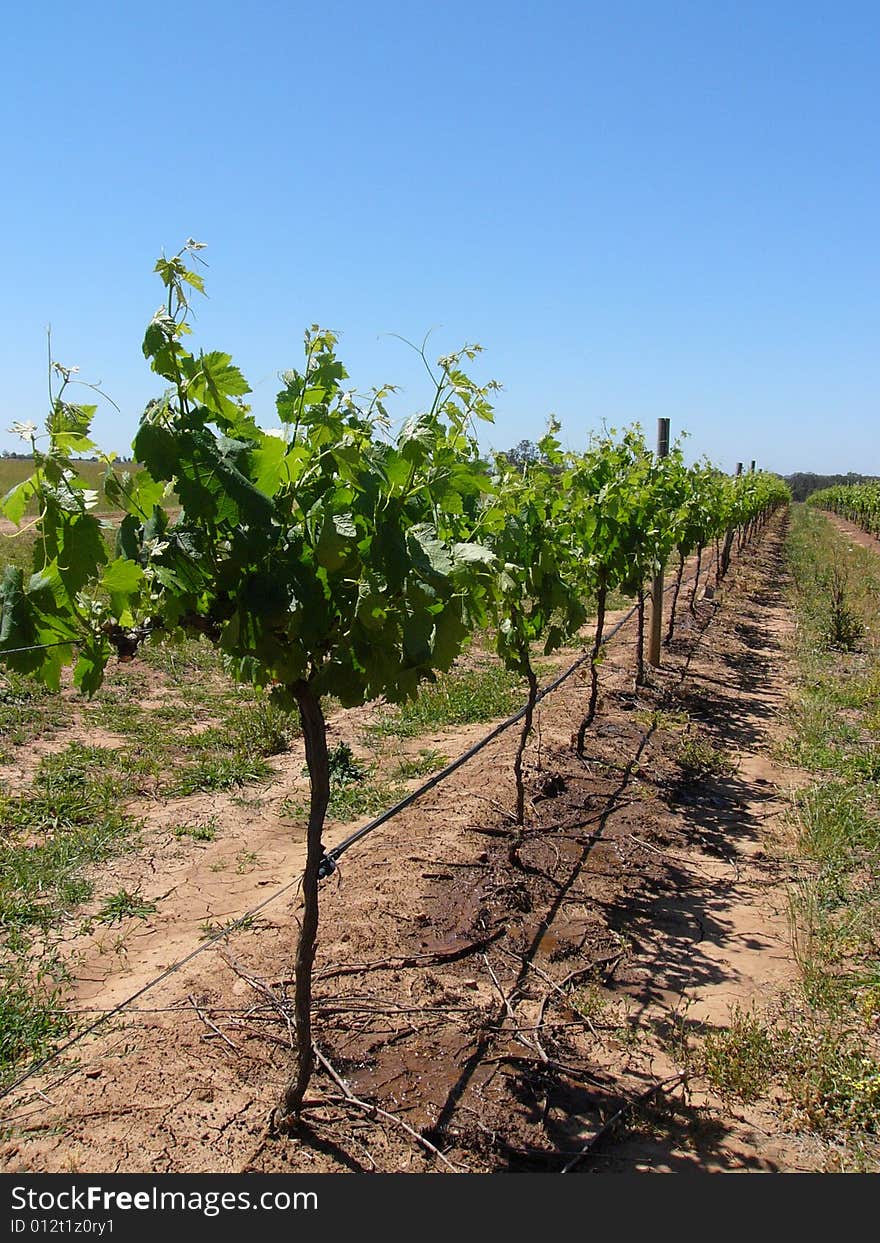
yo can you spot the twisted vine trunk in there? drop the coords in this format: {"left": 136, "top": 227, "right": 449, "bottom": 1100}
{"left": 714, "top": 535, "right": 722, "bottom": 588}
{"left": 277, "top": 679, "right": 329, "bottom": 1128}
{"left": 665, "top": 550, "right": 685, "bottom": 644}
{"left": 577, "top": 582, "right": 607, "bottom": 754}
{"left": 720, "top": 526, "right": 735, "bottom": 578}
{"left": 635, "top": 588, "right": 646, "bottom": 686}
{"left": 510, "top": 665, "right": 539, "bottom": 865}
{"left": 689, "top": 544, "right": 703, "bottom": 614}
{"left": 513, "top": 665, "right": 539, "bottom": 827}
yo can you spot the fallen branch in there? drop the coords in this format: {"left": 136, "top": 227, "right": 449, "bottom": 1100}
{"left": 536, "top": 953, "right": 626, "bottom": 1031}
{"left": 481, "top": 954, "right": 543, "bottom": 1061}
{"left": 484, "top": 1052, "right": 610, "bottom": 1090}
{"left": 311, "top": 928, "right": 505, "bottom": 982}
{"left": 560, "top": 1072, "right": 687, "bottom": 1172}
{"left": 313, "top": 1043, "right": 462, "bottom": 1172}
{"left": 188, "top": 994, "right": 240, "bottom": 1053}
{"left": 219, "top": 950, "right": 296, "bottom": 1048}
{"left": 627, "top": 833, "right": 738, "bottom": 881}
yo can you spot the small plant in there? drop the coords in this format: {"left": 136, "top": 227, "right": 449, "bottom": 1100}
{"left": 636, "top": 706, "right": 690, "bottom": 731}
{"left": 96, "top": 889, "right": 157, "bottom": 924}
{"left": 235, "top": 849, "right": 260, "bottom": 873}
{"left": 571, "top": 980, "right": 610, "bottom": 1024}
{"left": 200, "top": 913, "right": 254, "bottom": 940}
{"left": 172, "top": 821, "right": 218, "bottom": 842}
{"left": 695, "top": 1007, "right": 777, "bottom": 1104}
{"left": 390, "top": 749, "right": 449, "bottom": 779}
{"left": 324, "top": 742, "right": 366, "bottom": 786}
{"left": 821, "top": 560, "right": 865, "bottom": 651}
{"left": 676, "top": 733, "right": 737, "bottom": 780}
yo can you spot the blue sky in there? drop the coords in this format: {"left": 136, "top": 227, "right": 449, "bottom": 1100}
{"left": 1, "top": 1, "right": 877, "bottom": 473}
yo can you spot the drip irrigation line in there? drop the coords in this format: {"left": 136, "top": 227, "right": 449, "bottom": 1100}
{"left": 318, "top": 606, "right": 639, "bottom": 876}
{"left": 319, "top": 549, "right": 723, "bottom": 877}
{"left": 0, "top": 537, "right": 738, "bottom": 1104}
{"left": 0, "top": 639, "right": 81, "bottom": 656}
{"left": 0, "top": 869, "right": 306, "bottom": 1104}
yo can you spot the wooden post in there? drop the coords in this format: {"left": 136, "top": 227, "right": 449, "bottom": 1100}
{"left": 647, "top": 418, "right": 670, "bottom": 668}
{"left": 750, "top": 460, "right": 756, "bottom": 473}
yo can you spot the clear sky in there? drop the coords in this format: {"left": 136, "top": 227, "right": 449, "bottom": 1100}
{"left": 1, "top": 1, "right": 877, "bottom": 473}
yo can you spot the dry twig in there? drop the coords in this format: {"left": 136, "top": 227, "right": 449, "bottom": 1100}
{"left": 313, "top": 1043, "right": 462, "bottom": 1172}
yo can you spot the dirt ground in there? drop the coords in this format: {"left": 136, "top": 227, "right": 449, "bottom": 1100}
{"left": 0, "top": 514, "right": 829, "bottom": 1173}
{"left": 820, "top": 509, "right": 880, "bottom": 558}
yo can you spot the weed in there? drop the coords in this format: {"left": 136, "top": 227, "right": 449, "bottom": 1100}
{"left": 96, "top": 889, "right": 157, "bottom": 924}
{"left": 390, "top": 749, "right": 449, "bottom": 780}
{"left": 778, "top": 1025, "right": 880, "bottom": 1136}
{"left": 365, "top": 664, "right": 524, "bottom": 739}
{"left": 170, "top": 754, "right": 273, "bottom": 796}
{"left": 328, "top": 774, "right": 405, "bottom": 821}
{"left": 676, "top": 734, "right": 737, "bottom": 780}
{"left": 778, "top": 505, "right": 880, "bottom": 1157}
{"left": 235, "top": 849, "right": 260, "bottom": 873}
{"left": 324, "top": 742, "right": 366, "bottom": 785}
{"left": 636, "top": 706, "right": 690, "bottom": 731}
{"left": 571, "top": 981, "right": 610, "bottom": 1024}
{"left": 0, "top": 961, "right": 69, "bottom": 1087}
{"left": 697, "top": 1007, "right": 776, "bottom": 1104}
{"left": 0, "top": 673, "right": 66, "bottom": 759}
{"left": 171, "top": 821, "right": 218, "bottom": 842}
{"left": 0, "top": 782, "right": 136, "bottom": 930}
{"left": 286, "top": 742, "right": 405, "bottom": 823}
{"left": 199, "top": 913, "right": 254, "bottom": 940}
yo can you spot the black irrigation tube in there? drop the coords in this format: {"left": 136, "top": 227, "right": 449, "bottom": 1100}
{"left": 0, "top": 871, "right": 308, "bottom": 1103}
{"left": 1, "top": 542, "right": 736, "bottom": 1104}
{"left": 0, "top": 639, "right": 80, "bottom": 657}
{"left": 318, "top": 600, "right": 643, "bottom": 876}
{"left": 320, "top": 544, "right": 732, "bottom": 875}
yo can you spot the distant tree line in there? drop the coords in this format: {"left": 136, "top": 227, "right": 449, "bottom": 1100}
{"left": 1, "top": 450, "right": 134, "bottom": 463}
{"left": 783, "top": 472, "right": 880, "bottom": 502}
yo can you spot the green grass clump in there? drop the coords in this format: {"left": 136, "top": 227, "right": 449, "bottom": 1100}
{"left": 683, "top": 1004, "right": 880, "bottom": 1138}
{"left": 367, "top": 663, "right": 524, "bottom": 740}
{"left": 0, "top": 673, "right": 67, "bottom": 760}
{"left": 286, "top": 741, "right": 405, "bottom": 824}
{"left": 0, "top": 749, "right": 137, "bottom": 931}
{"left": 0, "top": 961, "right": 69, "bottom": 1088}
{"left": 172, "top": 821, "right": 218, "bottom": 842}
{"left": 697, "top": 1007, "right": 776, "bottom": 1105}
{"left": 390, "top": 749, "right": 449, "bottom": 780}
{"left": 96, "top": 888, "right": 157, "bottom": 924}
{"left": 676, "top": 734, "right": 737, "bottom": 780}
{"left": 87, "top": 676, "right": 293, "bottom": 796}
{"left": 170, "top": 753, "right": 273, "bottom": 796}
{"left": 325, "top": 774, "right": 405, "bottom": 821}
{"left": 779, "top": 1027, "right": 880, "bottom": 1137}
